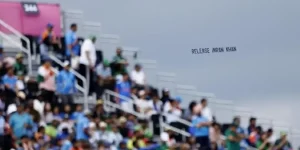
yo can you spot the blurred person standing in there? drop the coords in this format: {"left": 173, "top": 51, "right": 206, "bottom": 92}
{"left": 111, "top": 48, "right": 128, "bottom": 77}
{"left": 232, "top": 116, "right": 248, "bottom": 149}
{"left": 56, "top": 61, "right": 76, "bottom": 105}
{"left": 248, "top": 117, "right": 257, "bottom": 134}
{"left": 115, "top": 73, "right": 132, "bottom": 109}
{"left": 225, "top": 124, "right": 243, "bottom": 150}
{"left": 191, "top": 108, "right": 212, "bottom": 150}
{"left": 65, "top": 23, "right": 80, "bottom": 61}
{"left": 37, "top": 59, "right": 56, "bottom": 107}
{"left": 9, "top": 104, "right": 34, "bottom": 139}
{"left": 79, "top": 35, "right": 97, "bottom": 95}
{"left": 2, "top": 67, "right": 17, "bottom": 109}
{"left": 13, "top": 53, "right": 27, "bottom": 76}
{"left": 75, "top": 110, "right": 92, "bottom": 141}
{"left": 130, "top": 64, "right": 146, "bottom": 90}
{"left": 40, "top": 23, "right": 57, "bottom": 62}
{"left": 200, "top": 98, "right": 213, "bottom": 121}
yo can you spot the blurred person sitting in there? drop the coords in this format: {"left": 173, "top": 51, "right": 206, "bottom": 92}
{"left": 225, "top": 124, "right": 243, "bottom": 150}
{"left": 79, "top": 35, "right": 97, "bottom": 95}
{"left": 95, "top": 59, "right": 113, "bottom": 98}
{"left": 135, "top": 90, "right": 152, "bottom": 116}
{"left": 34, "top": 126, "right": 50, "bottom": 146}
{"left": 37, "top": 59, "right": 56, "bottom": 106}
{"left": 56, "top": 61, "right": 76, "bottom": 105}
{"left": 17, "top": 135, "right": 34, "bottom": 150}
{"left": 210, "top": 123, "right": 224, "bottom": 150}
{"left": 148, "top": 93, "right": 163, "bottom": 114}
{"left": 65, "top": 23, "right": 80, "bottom": 61}
{"left": 199, "top": 98, "right": 213, "bottom": 121}
{"left": 107, "top": 125, "right": 123, "bottom": 150}
{"left": 274, "top": 131, "right": 292, "bottom": 150}
{"left": 13, "top": 53, "right": 27, "bottom": 76}
{"left": 45, "top": 119, "right": 60, "bottom": 138}
{"left": 60, "top": 134, "right": 73, "bottom": 150}
{"left": 118, "top": 117, "right": 130, "bottom": 138}
{"left": 92, "top": 100, "right": 109, "bottom": 120}
{"left": 39, "top": 23, "right": 57, "bottom": 62}
{"left": 57, "top": 114, "right": 73, "bottom": 135}
{"left": 130, "top": 64, "right": 146, "bottom": 89}
{"left": 248, "top": 126, "right": 263, "bottom": 147}
{"left": 164, "top": 96, "right": 182, "bottom": 124}
{"left": 59, "top": 104, "right": 73, "bottom": 120}
{"left": 9, "top": 104, "right": 34, "bottom": 139}
{"left": 183, "top": 101, "right": 197, "bottom": 121}
{"left": 42, "top": 103, "right": 54, "bottom": 124}
{"left": 191, "top": 107, "right": 212, "bottom": 150}
{"left": 160, "top": 128, "right": 177, "bottom": 148}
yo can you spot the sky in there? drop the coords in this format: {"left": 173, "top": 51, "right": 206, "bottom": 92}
{"left": 15, "top": 0, "right": 300, "bottom": 144}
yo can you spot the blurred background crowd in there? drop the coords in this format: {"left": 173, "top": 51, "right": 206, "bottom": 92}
{"left": 0, "top": 22, "right": 294, "bottom": 150}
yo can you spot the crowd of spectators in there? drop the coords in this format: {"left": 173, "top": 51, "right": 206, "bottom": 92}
{"left": 0, "top": 22, "right": 295, "bottom": 150}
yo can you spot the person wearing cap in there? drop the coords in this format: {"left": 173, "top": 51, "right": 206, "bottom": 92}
{"left": 79, "top": 35, "right": 97, "bottom": 95}
{"left": 13, "top": 53, "right": 27, "bottom": 76}
{"left": 56, "top": 61, "right": 76, "bottom": 105}
{"left": 274, "top": 131, "right": 292, "bottom": 150}
{"left": 40, "top": 23, "right": 57, "bottom": 62}
{"left": 225, "top": 124, "right": 243, "bottom": 150}
{"left": 65, "top": 23, "right": 80, "bottom": 59}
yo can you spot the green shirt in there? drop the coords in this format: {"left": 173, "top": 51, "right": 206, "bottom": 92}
{"left": 13, "top": 63, "right": 27, "bottom": 76}
{"left": 225, "top": 129, "right": 240, "bottom": 150}
{"left": 45, "top": 125, "right": 57, "bottom": 138}
{"left": 256, "top": 140, "right": 270, "bottom": 150}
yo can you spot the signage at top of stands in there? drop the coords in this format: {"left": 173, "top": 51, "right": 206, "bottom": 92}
{"left": 21, "top": 2, "right": 39, "bottom": 15}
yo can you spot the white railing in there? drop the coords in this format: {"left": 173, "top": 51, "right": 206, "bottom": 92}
{"left": 0, "top": 19, "right": 33, "bottom": 75}
{"left": 48, "top": 55, "right": 89, "bottom": 109}
{"left": 0, "top": 31, "right": 32, "bottom": 74}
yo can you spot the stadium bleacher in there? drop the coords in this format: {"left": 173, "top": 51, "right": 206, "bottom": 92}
{"left": 0, "top": 1, "right": 299, "bottom": 150}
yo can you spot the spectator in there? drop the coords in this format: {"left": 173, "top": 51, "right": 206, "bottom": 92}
{"left": 191, "top": 109, "right": 211, "bottom": 150}
{"left": 42, "top": 103, "right": 54, "bottom": 124}
{"left": 75, "top": 110, "right": 91, "bottom": 140}
{"left": 34, "top": 126, "right": 50, "bottom": 146}
{"left": 161, "top": 88, "right": 171, "bottom": 104}
{"left": 183, "top": 101, "right": 197, "bottom": 121}
{"left": 160, "top": 128, "right": 176, "bottom": 147}
{"left": 9, "top": 104, "right": 34, "bottom": 139}
{"left": 112, "top": 48, "right": 128, "bottom": 77}
{"left": 56, "top": 61, "right": 76, "bottom": 105}
{"left": 57, "top": 114, "right": 73, "bottom": 135}
{"left": 45, "top": 119, "right": 59, "bottom": 138}
{"left": 248, "top": 117, "right": 257, "bottom": 134}
{"left": 210, "top": 123, "right": 224, "bottom": 148}
{"left": 255, "top": 131, "right": 273, "bottom": 150}
{"left": 0, "top": 109, "right": 4, "bottom": 136}
{"left": 95, "top": 59, "right": 113, "bottom": 97}
{"left": 17, "top": 135, "right": 34, "bottom": 150}
{"left": 79, "top": 35, "right": 97, "bottom": 95}
{"left": 135, "top": 90, "right": 152, "bottom": 115}
{"left": 199, "top": 98, "right": 213, "bottom": 121}
{"left": 107, "top": 125, "right": 123, "bottom": 149}
{"left": 118, "top": 117, "right": 130, "bottom": 138}
{"left": 60, "top": 135, "right": 73, "bottom": 150}
{"left": 148, "top": 93, "right": 163, "bottom": 114}
{"left": 233, "top": 116, "right": 247, "bottom": 148}
{"left": 92, "top": 100, "right": 108, "bottom": 120}
{"left": 13, "top": 53, "right": 27, "bottom": 76}
{"left": 249, "top": 126, "right": 263, "bottom": 147}
{"left": 226, "top": 124, "right": 243, "bottom": 150}
{"left": 37, "top": 59, "right": 56, "bottom": 106}
{"left": 40, "top": 23, "right": 57, "bottom": 62}
{"left": 130, "top": 64, "right": 146, "bottom": 89}
{"left": 65, "top": 23, "right": 80, "bottom": 61}
{"left": 2, "top": 67, "right": 17, "bottom": 108}
{"left": 164, "top": 97, "right": 182, "bottom": 124}
{"left": 274, "top": 131, "right": 292, "bottom": 150}
{"left": 71, "top": 104, "right": 84, "bottom": 121}
{"left": 115, "top": 73, "right": 132, "bottom": 109}
{"left": 0, "top": 46, "right": 4, "bottom": 61}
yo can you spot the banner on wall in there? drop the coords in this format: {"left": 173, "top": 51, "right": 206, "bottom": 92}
{"left": 21, "top": 2, "right": 39, "bottom": 15}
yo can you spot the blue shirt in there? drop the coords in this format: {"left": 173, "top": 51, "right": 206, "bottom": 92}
{"left": 191, "top": 115, "right": 209, "bottom": 137}
{"left": 9, "top": 112, "right": 34, "bottom": 138}
{"left": 61, "top": 140, "right": 72, "bottom": 150}
{"left": 71, "top": 111, "right": 84, "bottom": 121}
{"left": 2, "top": 75, "right": 17, "bottom": 90}
{"left": 75, "top": 116, "right": 89, "bottom": 140}
{"left": 116, "top": 81, "right": 131, "bottom": 102}
{"left": 96, "top": 64, "right": 111, "bottom": 78}
{"left": 56, "top": 70, "right": 76, "bottom": 94}
{"left": 65, "top": 30, "right": 80, "bottom": 56}
{"left": 0, "top": 116, "right": 5, "bottom": 135}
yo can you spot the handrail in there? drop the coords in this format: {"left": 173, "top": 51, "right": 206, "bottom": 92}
{"left": 161, "top": 122, "right": 191, "bottom": 137}
{"left": 0, "top": 31, "right": 32, "bottom": 74}
{"left": 0, "top": 19, "right": 33, "bottom": 73}
{"left": 48, "top": 55, "right": 88, "bottom": 109}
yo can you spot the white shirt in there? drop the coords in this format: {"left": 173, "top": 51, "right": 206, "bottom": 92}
{"left": 80, "top": 39, "right": 96, "bottom": 66}
{"left": 201, "top": 105, "right": 213, "bottom": 121}
{"left": 135, "top": 99, "right": 151, "bottom": 113}
{"left": 130, "top": 70, "right": 146, "bottom": 85}
{"left": 58, "top": 121, "right": 73, "bottom": 133}
{"left": 164, "top": 104, "right": 182, "bottom": 123}
{"left": 33, "top": 99, "right": 45, "bottom": 116}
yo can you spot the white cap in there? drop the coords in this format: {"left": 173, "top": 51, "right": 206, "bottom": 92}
{"left": 63, "top": 61, "right": 70, "bottom": 67}
{"left": 160, "top": 132, "right": 169, "bottom": 142}
{"left": 84, "top": 109, "right": 91, "bottom": 115}
{"left": 99, "top": 122, "right": 107, "bottom": 128}
{"left": 6, "top": 104, "right": 17, "bottom": 115}
{"left": 89, "top": 122, "right": 96, "bottom": 128}
{"left": 139, "top": 90, "right": 145, "bottom": 96}
{"left": 17, "top": 91, "right": 26, "bottom": 99}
